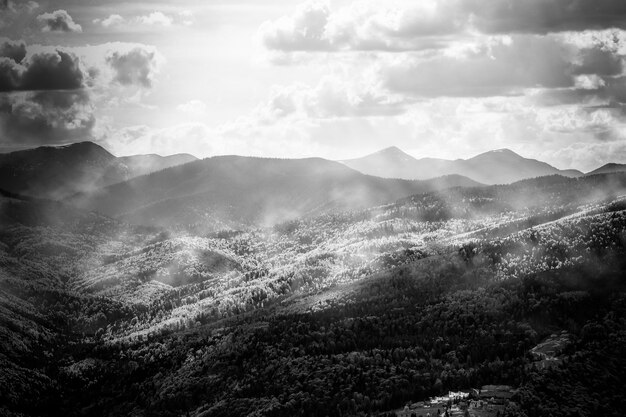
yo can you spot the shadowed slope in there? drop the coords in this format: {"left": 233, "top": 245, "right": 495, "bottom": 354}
{"left": 70, "top": 156, "right": 480, "bottom": 231}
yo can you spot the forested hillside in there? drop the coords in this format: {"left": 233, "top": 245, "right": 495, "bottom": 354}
{"left": 1, "top": 173, "right": 625, "bottom": 416}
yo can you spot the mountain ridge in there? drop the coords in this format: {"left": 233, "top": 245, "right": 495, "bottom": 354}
{"left": 342, "top": 146, "right": 585, "bottom": 184}
{"left": 586, "top": 163, "right": 626, "bottom": 176}
{"left": 70, "top": 155, "right": 480, "bottom": 232}
{"left": 0, "top": 142, "right": 198, "bottom": 199}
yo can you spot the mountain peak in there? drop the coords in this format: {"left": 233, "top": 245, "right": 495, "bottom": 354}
{"left": 364, "top": 146, "right": 419, "bottom": 164}
{"left": 58, "top": 140, "right": 103, "bottom": 149}
{"left": 474, "top": 148, "right": 521, "bottom": 158}
{"left": 378, "top": 145, "right": 403, "bottom": 153}
{"left": 374, "top": 146, "right": 413, "bottom": 158}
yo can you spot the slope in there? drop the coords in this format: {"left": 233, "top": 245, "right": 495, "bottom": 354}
{"left": 70, "top": 156, "right": 480, "bottom": 232}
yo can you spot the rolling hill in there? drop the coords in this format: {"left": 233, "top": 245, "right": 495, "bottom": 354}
{"left": 70, "top": 155, "right": 480, "bottom": 231}
{"left": 586, "top": 163, "right": 626, "bottom": 176}
{"left": 342, "top": 146, "right": 583, "bottom": 184}
{"left": 0, "top": 142, "right": 197, "bottom": 199}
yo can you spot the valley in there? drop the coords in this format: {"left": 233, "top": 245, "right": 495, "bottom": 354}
{"left": 1, "top": 154, "right": 625, "bottom": 416}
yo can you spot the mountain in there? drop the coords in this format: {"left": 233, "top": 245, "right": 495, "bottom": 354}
{"left": 586, "top": 163, "right": 626, "bottom": 176}
{"left": 4, "top": 166, "right": 626, "bottom": 417}
{"left": 70, "top": 155, "right": 480, "bottom": 232}
{"left": 118, "top": 153, "right": 197, "bottom": 178}
{"left": 0, "top": 142, "right": 197, "bottom": 199}
{"left": 0, "top": 142, "right": 128, "bottom": 199}
{"left": 455, "top": 148, "right": 582, "bottom": 184}
{"left": 340, "top": 146, "right": 450, "bottom": 180}
{"left": 342, "top": 147, "right": 583, "bottom": 184}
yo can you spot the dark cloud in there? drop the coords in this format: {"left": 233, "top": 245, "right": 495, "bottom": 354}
{"left": 0, "top": 49, "right": 84, "bottom": 92}
{"left": 21, "top": 50, "right": 83, "bottom": 90}
{"left": 0, "top": 1, "right": 38, "bottom": 34}
{"left": 0, "top": 58, "right": 22, "bottom": 91}
{"left": 105, "top": 47, "right": 159, "bottom": 88}
{"left": 0, "top": 90, "right": 95, "bottom": 146}
{"left": 573, "top": 47, "right": 623, "bottom": 76}
{"left": 36, "top": 9, "right": 82, "bottom": 33}
{"left": 0, "top": 39, "right": 26, "bottom": 62}
{"left": 0, "top": 40, "right": 162, "bottom": 148}
{"left": 464, "top": 0, "right": 626, "bottom": 34}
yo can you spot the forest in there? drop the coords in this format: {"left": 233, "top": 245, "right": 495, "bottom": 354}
{"left": 1, "top": 173, "right": 626, "bottom": 416}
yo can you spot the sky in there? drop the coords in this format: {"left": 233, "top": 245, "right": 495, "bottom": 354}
{"left": 2, "top": 0, "right": 626, "bottom": 171}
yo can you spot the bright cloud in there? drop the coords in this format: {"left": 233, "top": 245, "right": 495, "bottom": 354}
{"left": 37, "top": 9, "right": 82, "bottom": 33}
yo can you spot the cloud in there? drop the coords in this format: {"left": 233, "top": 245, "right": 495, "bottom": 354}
{"left": 0, "top": 90, "right": 95, "bottom": 146}
{"left": 0, "top": 58, "right": 23, "bottom": 91}
{"left": 0, "top": 42, "right": 163, "bottom": 93}
{"left": 259, "top": 0, "right": 626, "bottom": 54}
{"left": 21, "top": 50, "right": 84, "bottom": 90}
{"left": 259, "top": 1, "right": 332, "bottom": 52}
{"left": 0, "top": 38, "right": 26, "bottom": 62}
{"left": 105, "top": 46, "right": 162, "bottom": 88}
{"left": 0, "top": 49, "right": 84, "bottom": 92}
{"left": 36, "top": 9, "right": 82, "bottom": 33}
{"left": 106, "top": 120, "right": 324, "bottom": 160}
{"left": 96, "top": 14, "right": 125, "bottom": 28}
{"left": 253, "top": 75, "right": 407, "bottom": 120}
{"left": 379, "top": 35, "right": 624, "bottom": 98}
{"left": 178, "top": 10, "right": 194, "bottom": 26}
{"left": 177, "top": 100, "right": 207, "bottom": 117}
{"left": 462, "top": 0, "right": 626, "bottom": 34}
{"left": 0, "top": 40, "right": 164, "bottom": 148}
{"left": 138, "top": 11, "right": 172, "bottom": 27}
{"left": 2, "top": 1, "right": 38, "bottom": 12}
{"left": 0, "top": 1, "right": 39, "bottom": 30}
{"left": 94, "top": 11, "right": 188, "bottom": 30}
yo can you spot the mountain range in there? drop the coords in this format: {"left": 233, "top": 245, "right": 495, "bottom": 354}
{"left": 0, "top": 142, "right": 197, "bottom": 199}
{"left": 341, "top": 146, "right": 585, "bottom": 184}
{"left": 2, "top": 141, "right": 626, "bottom": 417}
{"left": 2, "top": 142, "right": 625, "bottom": 232}
{"left": 70, "top": 155, "right": 478, "bottom": 232}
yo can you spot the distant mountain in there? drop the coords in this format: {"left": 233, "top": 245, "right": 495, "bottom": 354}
{"left": 456, "top": 149, "right": 582, "bottom": 184}
{"left": 340, "top": 146, "right": 448, "bottom": 180}
{"left": 118, "top": 153, "right": 197, "bottom": 178}
{"left": 342, "top": 147, "right": 583, "bottom": 184}
{"left": 586, "top": 163, "right": 626, "bottom": 176}
{"left": 70, "top": 156, "right": 480, "bottom": 232}
{"left": 0, "top": 142, "right": 197, "bottom": 199}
